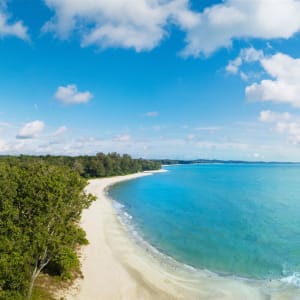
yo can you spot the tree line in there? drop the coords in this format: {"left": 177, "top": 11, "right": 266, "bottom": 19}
{"left": 0, "top": 153, "right": 161, "bottom": 178}
{"left": 0, "top": 154, "right": 161, "bottom": 299}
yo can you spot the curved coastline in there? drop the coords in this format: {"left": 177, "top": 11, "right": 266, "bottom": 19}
{"left": 61, "top": 171, "right": 300, "bottom": 300}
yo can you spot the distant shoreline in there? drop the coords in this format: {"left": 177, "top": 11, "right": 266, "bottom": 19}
{"left": 59, "top": 170, "right": 294, "bottom": 300}
{"left": 160, "top": 160, "right": 300, "bottom": 166}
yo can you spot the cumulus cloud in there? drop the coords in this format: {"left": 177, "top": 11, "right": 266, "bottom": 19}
{"left": 43, "top": 0, "right": 198, "bottom": 52}
{"left": 0, "top": 1, "right": 29, "bottom": 40}
{"left": 227, "top": 50, "right": 300, "bottom": 108}
{"left": 226, "top": 57, "right": 242, "bottom": 74}
{"left": 246, "top": 53, "right": 300, "bottom": 107}
{"left": 54, "top": 84, "right": 93, "bottom": 104}
{"left": 182, "top": 0, "right": 300, "bottom": 56}
{"left": 241, "top": 47, "right": 264, "bottom": 63}
{"left": 41, "top": 0, "right": 300, "bottom": 56}
{"left": 226, "top": 47, "right": 264, "bottom": 75}
{"left": 16, "top": 120, "right": 45, "bottom": 139}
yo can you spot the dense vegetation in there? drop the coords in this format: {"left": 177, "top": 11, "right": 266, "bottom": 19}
{"left": 0, "top": 153, "right": 161, "bottom": 178}
{"left": 0, "top": 160, "right": 95, "bottom": 299}
{"left": 0, "top": 153, "right": 160, "bottom": 299}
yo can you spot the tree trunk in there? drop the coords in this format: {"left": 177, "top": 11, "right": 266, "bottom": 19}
{"left": 27, "top": 263, "right": 38, "bottom": 300}
{"left": 27, "top": 249, "right": 51, "bottom": 300}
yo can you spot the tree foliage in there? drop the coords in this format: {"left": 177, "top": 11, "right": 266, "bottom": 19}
{"left": 0, "top": 161, "right": 94, "bottom": 299}
{"left": 0, "top": 153, "right": 160, "bottom": 299}
{"left": 0, "top": 153, "right": 161, "bottom": 178}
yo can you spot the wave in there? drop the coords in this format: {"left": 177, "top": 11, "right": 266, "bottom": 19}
{"left": 280, "top": 272, "right": 300, "bottom": 287}
{"left": 110, "top": 198, "right": 300, "bottom": 292}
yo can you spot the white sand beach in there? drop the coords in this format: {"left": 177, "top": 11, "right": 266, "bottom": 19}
{"left": 61, "top": 172, "right": 297, "bottom": 300}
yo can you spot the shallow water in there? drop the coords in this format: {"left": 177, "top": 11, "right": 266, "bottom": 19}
{"left": 108, "top": 164, "right": 300, "bottom": 287}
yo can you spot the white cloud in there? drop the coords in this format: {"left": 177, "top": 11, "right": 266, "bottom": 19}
{"left": 246, "top": 53, "right": 300, "bottom": 107}
{"left": 259, "top": 110, "right": 300, "bottom": 144}
{"left": 182, "top": 0, "right": 300, "bottom": 56}
{"left": 52, "top": 125, "right": 67, "bottom": 136}
{"left": 240, "top": 71, "right": 248, "bottom": 81}
{"left": 41, "top": 0, "right": 300, "bottom": 56}
{"left": 54, "top": 84, "right": 93, "bottom": 104}
{"left": 0, "top": 2, "right": 29, "bottom": 40}
{"left": 144, "top": 111, "right": 159, "bottom": 117}
{"left": 226, "top": 57, "right": 241, "bottom": 74}
{"left": 276, "top": 122, "right": 300, "bottom": 144}
{"left": 226, "top": 47, "right": 264, "bottom": 74}
{"left": 259, "top": 110, "right": 291, "bottom": 123}
{"left": 240, "top": 47, "right": 264, "bottom": 63}
{"left": 43, "top": 0, "right": 198, "bottom": 52}
{"left": 0, "top": 125, "right": 299, "bottom": 160}
{"left": 16, "top": 121, "right": 45, "bottom": 139}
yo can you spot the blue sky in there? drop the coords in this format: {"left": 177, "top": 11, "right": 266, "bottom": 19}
{"left": 1, "top": 0, "right": 300, "bottom": 161}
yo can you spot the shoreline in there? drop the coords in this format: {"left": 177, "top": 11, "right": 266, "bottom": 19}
{"left": 60, "top": 171, "right": 299, "bottom": 300}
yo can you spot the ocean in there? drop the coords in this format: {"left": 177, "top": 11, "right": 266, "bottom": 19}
{"left": 108, "top": 164, "right": 300, "bottom": 288}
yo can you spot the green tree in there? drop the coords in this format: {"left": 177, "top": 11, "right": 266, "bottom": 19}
{"left": 0, "top": 161, "right": 95, "bottom": 299}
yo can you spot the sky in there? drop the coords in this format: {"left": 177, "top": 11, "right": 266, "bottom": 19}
{"left": 1, "top": 0, "right": 300, "bottom": 161}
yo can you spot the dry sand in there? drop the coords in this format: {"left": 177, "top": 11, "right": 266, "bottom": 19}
{"left": 61, "top": 172, "right": 298, "bottom": 300}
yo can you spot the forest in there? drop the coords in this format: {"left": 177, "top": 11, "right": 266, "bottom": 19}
{"left": 0, "top": 154, "right": 161, "bottom": 299}
{"left": 0, "top": 153, "right": 161, "bottom": 178}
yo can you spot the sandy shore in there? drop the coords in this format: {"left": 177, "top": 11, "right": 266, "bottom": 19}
{"left": 61, "top": 171, "right": 298, "bottom": 300}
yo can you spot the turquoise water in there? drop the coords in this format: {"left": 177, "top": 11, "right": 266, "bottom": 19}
{"left": 108, "top": 164, "right": 300, "bottom": 282}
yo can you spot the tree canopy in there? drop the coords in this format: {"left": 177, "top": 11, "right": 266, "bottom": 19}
{"left": 0, "top": 160, "right": 94, "bottom": 299}
{"left": 0, "top": 153, "right": 160, "bottom": 299}
{"left": 0, "top": 153, "right": 161, "bottom": 178}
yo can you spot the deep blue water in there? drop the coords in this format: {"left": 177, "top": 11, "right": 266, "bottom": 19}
{"left": 108, "top": 164, "right": 300, "bottom": 281}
